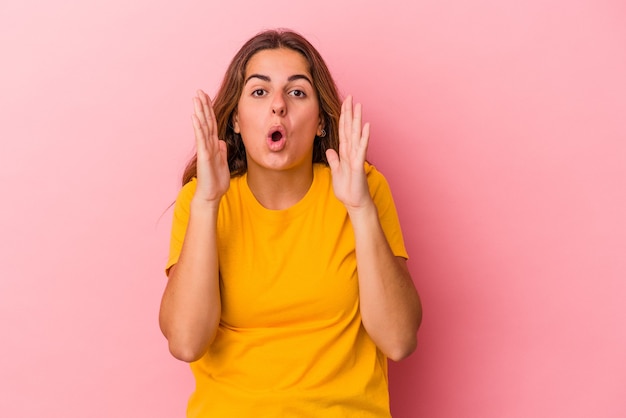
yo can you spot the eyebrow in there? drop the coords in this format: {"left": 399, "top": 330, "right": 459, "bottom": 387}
{"left": 244, "top": 73, "right": 313, "bottom": 86}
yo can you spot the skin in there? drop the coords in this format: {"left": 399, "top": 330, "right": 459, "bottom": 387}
{"left": 159, "top": 48, "right": 422, "bottom": 363}
{"left": 232, "top": 48, "right": 325, "bottom": 209}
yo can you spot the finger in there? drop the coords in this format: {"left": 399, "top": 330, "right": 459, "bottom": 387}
{"left": 343, "top": 96, "right": 353, "bottom": 150}
{"left": 325, "top": 149, "right": 340, "bottom": 171}
{"left": 193, "top": 96, "right": 209, "bottom": 139}
{"left": 197, "top": 90, "right": 210, "bottom": 120}
{"left": 192, "top": 113, "right": 208, "bottom": 158}
{"left": 197, "top": 90, "right": 214, "bottom": 140}
{"left": 200, "top": 90, "right": 215, "bottom": 136}
{"left": 206, "top": 93, "right": 219, "bottom": 141}
{"left": 217, "top": 139, "right": 227, "bottom": 156}
{"left": 352, "top": 102, "right": 363, "bottom": 153}
{"left": 358, "top": 122, "right": 370, "bottom": 162}
{"left": 338, "top": 98, "right": 346, "bottom": 158}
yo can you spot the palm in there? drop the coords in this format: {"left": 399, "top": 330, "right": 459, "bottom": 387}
{"left": 192, "top": 90, "right": 230, "bottom": 203}
{"left": 326, "top": 96, "right": 371, "bottom": 210}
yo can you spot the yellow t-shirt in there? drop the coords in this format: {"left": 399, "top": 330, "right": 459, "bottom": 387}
{"left": 166, "top": 163, "right": 408, "bottom": 417}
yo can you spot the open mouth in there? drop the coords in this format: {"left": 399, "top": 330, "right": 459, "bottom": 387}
{"left": 266, "top": 126, "right": 287, "bottom": 151}
{"left": 271, "top": 130, "right": 283, "bottom": 142}
{"left": 267, "top": 126, "right": 286, "bottom": 142}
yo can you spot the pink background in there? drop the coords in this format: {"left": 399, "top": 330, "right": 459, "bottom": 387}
{"left": 1, "top": 0, "right": 625, "bottom": 416}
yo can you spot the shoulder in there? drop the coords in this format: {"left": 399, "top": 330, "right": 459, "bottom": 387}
{"left": 169, "top": 178, "right": 198, "bottom": 226}
{"left": 313, "top": 162, "right": 388, "bottom": 184}
{"left": 174, "top": 178, "right": 198, "bottom": 208}
{"left": 364, "top": 161, "right": 384, "bottom": 178}
{"left": 364, "top": 162, "right": 392, "bottom": 196}
{"left": 176, "top": 176, "right": 249, "bottom": 211}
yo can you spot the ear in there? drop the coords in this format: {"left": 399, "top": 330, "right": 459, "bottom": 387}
{"left": 232, "top": 111, "right": 240, "bottom": 134}
{"left": 316, "top": 116, "right": 325, "bottom": 137}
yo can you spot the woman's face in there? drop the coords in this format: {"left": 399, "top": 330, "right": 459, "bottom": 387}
{"left": 233, "top": 48, "right": 324, "bottom": 175}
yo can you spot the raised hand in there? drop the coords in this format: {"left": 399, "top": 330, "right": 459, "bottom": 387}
{"left": 191, "top": 90, "right": 230, "bottom": 205}
{"left": 326, "top": 95, "right": 373, "bottom": 212}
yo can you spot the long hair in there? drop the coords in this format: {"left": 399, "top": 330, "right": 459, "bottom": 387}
{"left": 181, "top": 29, "right": 342, "bottom": 186}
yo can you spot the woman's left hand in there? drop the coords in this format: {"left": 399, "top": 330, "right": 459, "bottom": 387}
{"left": 326, "top": 95, "right": 373, "bottom": 212}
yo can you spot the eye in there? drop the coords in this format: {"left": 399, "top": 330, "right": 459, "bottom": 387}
{"left": 251, "top": 89, "right": 266, "bottom": 97}
{"left": 289, "top": 89, "right": 306, "bottom": 98}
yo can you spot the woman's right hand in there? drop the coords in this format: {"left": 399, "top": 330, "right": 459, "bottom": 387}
{"left": 192, "top": 89, "right": 230, "bottom": 205}
{"left": 160, "top": 90, "right": 226, "bottom": 361}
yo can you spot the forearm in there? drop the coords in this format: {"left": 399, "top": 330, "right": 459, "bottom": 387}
{"left": 349, "top": 201, "right": 422, "bottom": 361}
{"left": 159, "top": 198, "right": 222, "bottom": 362}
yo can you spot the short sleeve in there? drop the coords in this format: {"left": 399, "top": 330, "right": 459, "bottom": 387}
{"left": 165, "top": 178, "right": 197, "bottom": 275}
{"left": 365, "top": 163, "right": 409, "bottom": 259}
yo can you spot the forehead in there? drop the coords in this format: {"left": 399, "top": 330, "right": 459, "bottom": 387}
{"left": 244, "top": 48, "right": 311, "bottom": 79}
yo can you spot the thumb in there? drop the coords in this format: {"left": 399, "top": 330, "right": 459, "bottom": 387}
{"left": 325, "top": 149, "right": 340, "bottom": 171}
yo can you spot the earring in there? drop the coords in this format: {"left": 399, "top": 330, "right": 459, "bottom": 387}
{"left": 319, "top": 129, "right": 326, "bottom": 137}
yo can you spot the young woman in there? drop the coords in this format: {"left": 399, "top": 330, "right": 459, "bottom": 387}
{"left": 159, "top": 29, "right": 422, "bottom": 417}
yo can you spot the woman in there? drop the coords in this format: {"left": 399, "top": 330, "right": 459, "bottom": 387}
{"left": 160, "top": 29, "right": 422, "bottom": 417}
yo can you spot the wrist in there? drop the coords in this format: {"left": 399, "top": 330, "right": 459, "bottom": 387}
{"left": 190, "top": 195, "right": 221, "bottom": 214}
{"left": 346, "top": 198, "right": 377, "bottom": 222}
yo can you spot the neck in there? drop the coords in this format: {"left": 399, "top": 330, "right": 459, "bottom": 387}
{"left": 246, "top": 163, "right": 314, "bottom": 210}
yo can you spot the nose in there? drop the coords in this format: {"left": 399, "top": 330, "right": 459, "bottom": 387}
{"left": 271, "top": 94, "right": 286, "bottom": 116}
